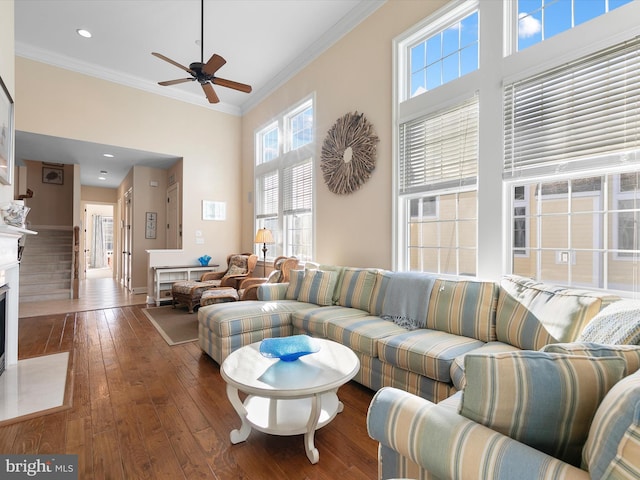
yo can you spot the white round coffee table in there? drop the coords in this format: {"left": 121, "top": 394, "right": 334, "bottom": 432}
{"left": 220, "top": 337, "right": 359, "bottom": 464}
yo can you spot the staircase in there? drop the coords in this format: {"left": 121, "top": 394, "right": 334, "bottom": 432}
{"left": 19, "top": 228, "right": 74, "bottom": 302}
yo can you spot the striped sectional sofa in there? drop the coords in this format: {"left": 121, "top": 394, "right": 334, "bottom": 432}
{"left": 197, "top": 265, "right": 640, "bottom": 479}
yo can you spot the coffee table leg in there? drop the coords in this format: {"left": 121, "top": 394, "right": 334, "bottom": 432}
{"left": 304, "top": 393, "right": 322, "bottom": 464}
{"left": 226, "top": 384, "right": 251, "bottom": 444}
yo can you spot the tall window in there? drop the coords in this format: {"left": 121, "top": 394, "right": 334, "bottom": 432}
{"left": 399, "top": 96, "right": 479, "bottom": 275}
{"left": 505, "top": 38, "right": 640, "bottom": 292}
{"left": 517, "top": 0, "right": 632, "bottom": 51}
{"left": 255, "top": 98, "right": 314, "bottom": 261}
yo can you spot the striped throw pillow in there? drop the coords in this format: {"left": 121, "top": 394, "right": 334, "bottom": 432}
{"left": 297, "top": 269, "right": 337, "bottom": 306}
{"left": 582, "top": 369, "right": 640, "bottom": 477}
{"left": 285, "top": 269, "right": 306, "bottom": 300}
{"left": 459, "top": 351, "right": 626, "bottom": 467}
{"left": 337, "top": 268, "right": 377, "bottom": 311}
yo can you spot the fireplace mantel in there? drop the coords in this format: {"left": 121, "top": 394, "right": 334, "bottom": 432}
{"left": 0, "top": 225, "right": 37, "bottom": 367}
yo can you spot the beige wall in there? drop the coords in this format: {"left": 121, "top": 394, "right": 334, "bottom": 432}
{"left": 15, "top": 57, "right": 242, "bottom": 292}
{"left": 21, "top": 160, "right": 74, "bottom": 226}
{"left": 0, "top": 0, "right": 15, "bottom": 206}
{"left": 81, "top": 185, "right": 117, "bottom": 204}
{"left": 241, "top": 1, "right": 444, "bottom": 269}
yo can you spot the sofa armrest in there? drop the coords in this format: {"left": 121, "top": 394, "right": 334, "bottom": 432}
{"left": 367, "top": 387, "right": 589, "bottom": 480}
{"left": 257, "top": 283, "right": 289, "bottom": 301}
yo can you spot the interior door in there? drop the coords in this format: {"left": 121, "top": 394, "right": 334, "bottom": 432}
{"left": 167, "top": 183, "right": 180, "bottom": 249}
{"left": 123, "top": 188, "right": 133, "bottom": 291}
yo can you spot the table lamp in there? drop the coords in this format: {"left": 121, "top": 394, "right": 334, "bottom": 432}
{"left": 254, "top": 228, "right": 274, "bottom": 277}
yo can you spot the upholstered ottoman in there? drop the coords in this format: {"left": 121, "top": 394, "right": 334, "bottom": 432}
{"left": 201, "top": 287, "right": 239, "bottom": 306}
{"left": 172, "top": 280, "right": 220, "bottom": 313}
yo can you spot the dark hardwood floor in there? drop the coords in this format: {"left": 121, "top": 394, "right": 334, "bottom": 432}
{"left": 1, "top": 306, "right": 378, "bottom": 479}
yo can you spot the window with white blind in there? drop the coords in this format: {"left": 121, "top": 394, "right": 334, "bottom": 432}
{"left": 254, "top": 97, "right": 314, "bottom": 261}
{"left": 399, "top": 95, "right": 479, "bottom": 275}
{"left": 505, "top": 38, "right": 640, "bottom": 292}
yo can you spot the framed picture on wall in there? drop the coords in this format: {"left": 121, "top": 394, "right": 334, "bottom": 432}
{"left": 42, "top": 166, "right": 64, "bottom": 185}
{"left": 0, "top": 75, "right": 14, "bottom": 186}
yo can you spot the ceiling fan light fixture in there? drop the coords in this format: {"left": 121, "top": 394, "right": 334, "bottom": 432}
{"left": 76, "top": 28, "right": 92, "bottom": 38}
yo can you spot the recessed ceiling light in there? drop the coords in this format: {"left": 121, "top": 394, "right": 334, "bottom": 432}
{"left": 98, "top": 176, "right": 106, "bottom": 181}
{"left": 100, "top": 170, "right": 108, "bottom": 175}
{"left": 103, "top": 153, "right": 114, "bottom": 158}
{"left": 76, "top": 29, "right": 92, "bottom": 38}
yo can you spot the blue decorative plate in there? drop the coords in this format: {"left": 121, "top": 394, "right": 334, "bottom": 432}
{"left": 259, "top": 335, "right": 321, "bottom": 362}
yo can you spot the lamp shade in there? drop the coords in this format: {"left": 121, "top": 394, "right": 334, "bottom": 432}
{"left": 255, "top": 228, "right": 274, "bottom": 244}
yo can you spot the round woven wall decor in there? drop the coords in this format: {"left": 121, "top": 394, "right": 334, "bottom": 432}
{"left": 321, "top": 111, "right": 379, "bottom": 195}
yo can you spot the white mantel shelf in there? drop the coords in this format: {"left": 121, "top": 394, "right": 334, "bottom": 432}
{"left": 0, "top": 225, "right": 37, "bottom": 237}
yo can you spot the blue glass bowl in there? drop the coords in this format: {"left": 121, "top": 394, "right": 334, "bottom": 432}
{"left": 259, "top": 335, "right": 321, "bottom": 361}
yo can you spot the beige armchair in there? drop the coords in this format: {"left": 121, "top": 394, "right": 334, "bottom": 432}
{"left": 237, "top": 256, "right": 299, "bottom": 301}
{"left": 200, "top": 253, "right": 258, "bottom": 290}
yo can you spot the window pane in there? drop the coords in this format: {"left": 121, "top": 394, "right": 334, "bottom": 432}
{"left": 543, "top": 0, "right": 572, "bottom": 40}
{"left": 409, "top": 10, "right": 477, "bottom": 97}
{"left": 261, "top": 127, "right": 278, "bottom": 164}
{"left": 574, "top": 0, "right": 605, "bottom": 25}
{"left": 290, "top": 105, "right": 313, "bottom": 150}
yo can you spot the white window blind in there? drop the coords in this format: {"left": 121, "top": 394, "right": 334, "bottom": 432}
{"left": 399, "top": 95, "right": 479, "bottom": 195}
{"left": 504, "top": 37, "right": 640, "bottom": 179}
{"left": 256, "top": 171, "right": 278, "bottom": 219}
{"left": 283, "top": 160, "right": 312, "bottom": 215}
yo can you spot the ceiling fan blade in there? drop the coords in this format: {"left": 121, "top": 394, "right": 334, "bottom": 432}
{"left": 158, "top": 78, "right": 194, "bottom": 86}
{"left": 202, "top": 54, "right": 226, "bottom": 75}
{"left": 202, "top": 82, "right": 220, "bottom": 103}
{"left": 152, "top": 52, "right": 195, "bottom": 75}
{"left": 213, "top": 77, "right": 252, "bottom": 94}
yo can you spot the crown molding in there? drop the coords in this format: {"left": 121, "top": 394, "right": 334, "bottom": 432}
{"left": 15, "top": 42, "right": 242, "bottom": 116}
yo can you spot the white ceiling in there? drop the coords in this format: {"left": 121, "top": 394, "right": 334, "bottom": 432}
{"left": 14, "top": 0, "right": 385, "bottom": 188}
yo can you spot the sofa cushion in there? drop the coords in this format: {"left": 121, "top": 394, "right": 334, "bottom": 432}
{"left": 378, "top": 329, "right": 484, "bottom": 383}
{"left": 578, "top": 299, "right": 640, "bottom": 345}
{"left": 498, "top": 274, "right": 619, "bottom": 345}
{"left": 325, "top": 315, "right": 408, "bottom": 357}
{"left": 198, "top": 300, "right": 317, "bottom": 337}
{"left": 337, "top": 268, "right": 378, "bottom": 311}
{"left": 542, "top": 342, "right": 640, "bottom": 376}
{"left": 426, "top": 279, "right": 499, "bottom": 342}
{"left": 285, "top": 269, "right": 306, "bottom": 300}
{"left": 297, "top": 269, "right": 338, "bottom": 306}
{"left": 583, "top": 369, "right": 640, "bottom": 477}
{"left": 459, "top": 351, "right": 626, "bottom": 467}
{"left": 292, "top": 305, "right": 369, "bottom": 338}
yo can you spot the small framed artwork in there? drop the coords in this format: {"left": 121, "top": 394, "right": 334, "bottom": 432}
{"left": 0, "top": 75, "right": 14, "bottom": 186}
{"left": 202, "top": 200, "right": 226, "bottom": 221}
{"left": 145, "top": 212, "right": 157, "bottom": 239}
{"left": 42, "top": 166, "right": 64, "bottom": 185}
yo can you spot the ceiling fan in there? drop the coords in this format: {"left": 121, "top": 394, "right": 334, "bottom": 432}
{"left": 152, "top": 0, "right": 252, "bottom": 104}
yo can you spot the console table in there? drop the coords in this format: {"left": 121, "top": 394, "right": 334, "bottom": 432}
{"left": 152, "top": 264, "right": 219, "bottom": 306}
